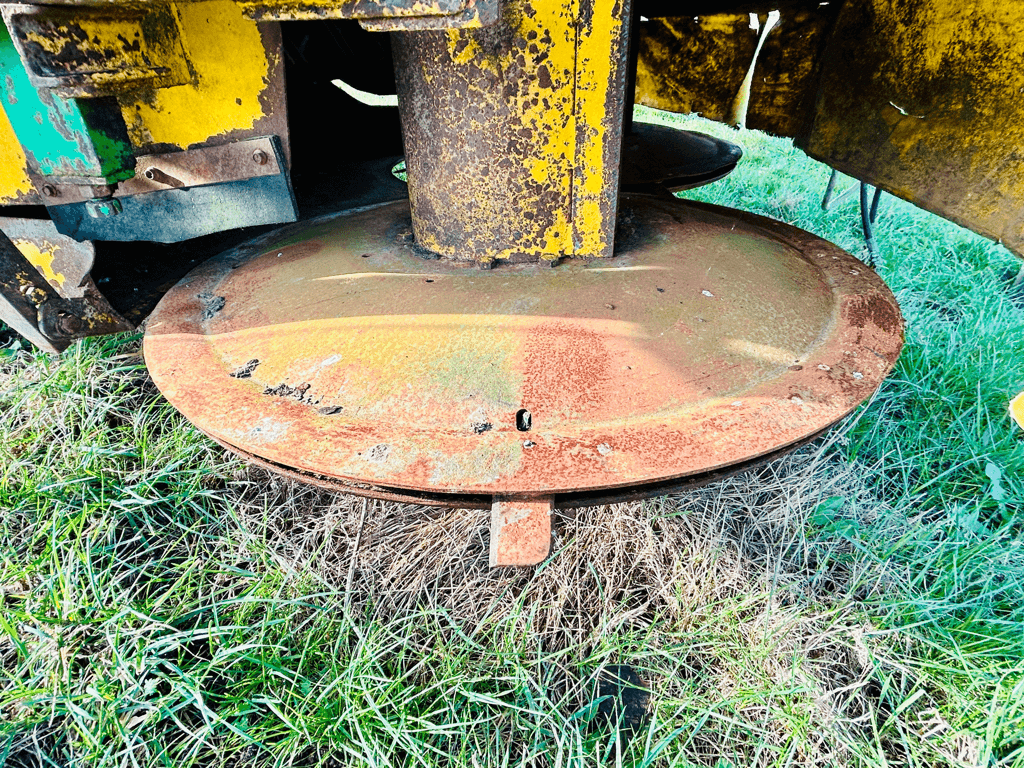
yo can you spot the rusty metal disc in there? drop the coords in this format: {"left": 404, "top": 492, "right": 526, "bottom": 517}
{"left": 144, "top": 195, "right": 903, "bottom": 502}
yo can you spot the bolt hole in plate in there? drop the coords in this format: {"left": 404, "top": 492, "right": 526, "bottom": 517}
{"left": 143, "top": 196, "right": 903, "bottom": 502}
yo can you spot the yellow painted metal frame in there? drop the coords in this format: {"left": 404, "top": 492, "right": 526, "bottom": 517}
{"left": 0, "top": 0, "right": 281, "bottom": 203}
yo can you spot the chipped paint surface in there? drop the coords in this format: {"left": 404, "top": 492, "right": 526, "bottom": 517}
{"left": 0, "top": 104, "right": 32, "bottom": 202}
{"left": 144, "top": 196, "right": 904, "bottom": 499}
{"left": 635, "top": 9, "right": 839, "bottom": 139}
{"left": 393, "top": 0, "right": 630, "bottom": 263}
{"left": 803, "top": 0, "right": 1024, "bottom": 258}
{"left": 13, "top": 238, "right": 65, "bottom": 288}
{"left": 0, "top": 216, "right": 97, "bottom": 296}
{"left": 240, "top": 0, "right": 475, "bottom": 22}
{"left": 123, "top": 1, "right": 270, "bottom": 150}
{"left": 5, "top": 4, "right": 192, "bottom": 95}
{"left": 0, "top": 19, "right": 130, "bottom": 181}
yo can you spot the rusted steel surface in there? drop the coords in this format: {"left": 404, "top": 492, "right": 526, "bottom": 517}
{"left": 490, "top": 497, "right": 553, "bottom": 567}
{"left": 620, "top": 122, "right": 742, "bottom": 192}
{"left": 40, "top": 136, "right": 287, "bottom": 205}
{"left": 144, "top": 195, "right": 904, "bottom": 498}
{"left": 800, "top": 0, "right": 1024, "bottom": 260}
{"left": 213, "top": 419, "right": 828, "bottom": 509}
{"left": 392, "top": 0, "right": 632, "bottom": 265}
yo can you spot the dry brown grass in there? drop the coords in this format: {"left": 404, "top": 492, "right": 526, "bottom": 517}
{"left": 230, "top": 439, "right": 903, "bottom": 648}
{"left": 214, "top": 433, "right": 950, "bottom": 767}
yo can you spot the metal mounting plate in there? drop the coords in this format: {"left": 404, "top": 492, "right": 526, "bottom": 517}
{"left": 143, "top": 195, "right": 903, "bottom": 498}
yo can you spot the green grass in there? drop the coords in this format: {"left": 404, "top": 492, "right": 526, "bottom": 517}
{"left": 1, "top": 108, "right": 1023, "bottom": 767}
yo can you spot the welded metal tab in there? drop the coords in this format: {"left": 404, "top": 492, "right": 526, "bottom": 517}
{"left": 392, "top": 0, "right": 632, "bottom": 264}
{"left": 490, "top": 496, "right": 553, "bottom": 567}
{"left": 143, "top": 195, "right": 904, "bottom": 499}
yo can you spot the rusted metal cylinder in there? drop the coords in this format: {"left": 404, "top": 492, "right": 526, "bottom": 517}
{"left": 391, "top": 0, "right": 632, "bottom": 265}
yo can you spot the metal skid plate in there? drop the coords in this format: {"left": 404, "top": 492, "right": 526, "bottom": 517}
{"left": 144, "top": 195, "right": 903, "bottom": 504}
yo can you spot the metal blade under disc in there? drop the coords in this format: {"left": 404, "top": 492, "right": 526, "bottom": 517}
{"left": 144, "top": 195, "right": 903, "bottom": 502}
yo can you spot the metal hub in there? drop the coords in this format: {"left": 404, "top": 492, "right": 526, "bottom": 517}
{"left": 144, "top": 194, "right": 903, "bottom": 510}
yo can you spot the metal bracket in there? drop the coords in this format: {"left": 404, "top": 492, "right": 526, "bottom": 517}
{"left": 38, "top": 136, "right": 287, "bottom": 205}
{"left": 1, "top": 3, "right": 190, "bottom": 97}
{"left": 0, "top": 218, "right": 133, "bottom": 352}
{"left": 44, "top": 136, "right": 298, "bottom": 243}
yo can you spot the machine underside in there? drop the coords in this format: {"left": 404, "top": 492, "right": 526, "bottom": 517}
{"left": 1, "top": 0, "right": 1018, "bottom": 564}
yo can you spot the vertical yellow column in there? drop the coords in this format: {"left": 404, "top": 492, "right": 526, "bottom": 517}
{"left": 392, "top": 0, "right": 632, "bottom": 265}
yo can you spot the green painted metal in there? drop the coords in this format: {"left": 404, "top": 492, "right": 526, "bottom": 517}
{"left": 0, "top": 19, "right": 134, "bottom": 184}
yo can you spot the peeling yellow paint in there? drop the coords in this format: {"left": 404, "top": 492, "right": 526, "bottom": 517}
{"left": 514, "top": 2, "right": 576, "bottom": 257}
{"left": 446, "top": 29, "right": 483, "bottom": 67}
{"left": 0, "top": 104, "right": 33, "bottom": 203}
{"left": 573, "top": 0, "right": 623, "bottom": 257}
{"left": 508, "top": 0, "right": 625, "bottom": 259}
{"left": 14, "top": 240, "right": 66, "bottom": 288}
{"left": 123, "top": 0, "right": 269, "bottom": 150}
{"left": 400, "top": 0, "right": 627, "bottom": 263}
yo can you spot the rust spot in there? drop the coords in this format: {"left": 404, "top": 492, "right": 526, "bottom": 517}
{"left": 264, "top": 382, "right": 311, "bottom": 399}
{"left": 229, "top": 358, "right": 260, "bottom": 378}
{"left": 846, "top": 292, "right": 902, "bottom": 334}
{"left": 198, "top": 292, "right": 225, "bottom": 320}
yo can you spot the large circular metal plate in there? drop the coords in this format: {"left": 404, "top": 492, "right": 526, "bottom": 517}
{"left": 144, "top": 196, "right": 903, "bottom": 499}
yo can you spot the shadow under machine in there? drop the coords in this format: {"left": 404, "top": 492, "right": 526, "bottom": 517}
{"left": 1, "top": 0, "right": 1019, "bottom": 564}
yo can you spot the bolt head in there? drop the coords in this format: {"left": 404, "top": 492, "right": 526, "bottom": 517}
{"left": 55, "top": 312, "right": 83, "bottom": 335}
{"left": 252, "top": 149, "right": 269, "bottom": 165}
{"left": 85, "top": 197, "right": 123, "bottom": 219}
{"left": 41, "top": 184, "right": 58, "bottom": 198}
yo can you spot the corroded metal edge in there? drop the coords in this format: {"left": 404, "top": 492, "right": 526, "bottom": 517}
{"left": 209, "top": 422, "right": 830, "bottom": 509}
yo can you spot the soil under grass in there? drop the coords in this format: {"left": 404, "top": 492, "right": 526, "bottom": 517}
{"left": 1, "top": 109, "right": 1022, "bottom": 767}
